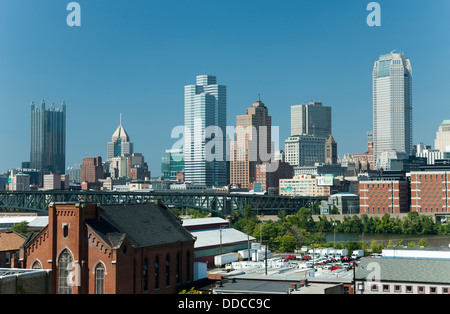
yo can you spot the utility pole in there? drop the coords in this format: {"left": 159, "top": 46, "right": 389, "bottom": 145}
{"left": 265, "top": 240, "right": 268, "bottom": 276}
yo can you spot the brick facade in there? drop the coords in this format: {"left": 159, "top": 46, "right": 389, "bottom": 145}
{"left": 359, "top": 179, "right": 409, "bottom": 214}
{"left": 19, "top": 202, "right": 195, "bottom": 294}
{"left": 410, "top": 171, "right": 450, "bottom": 214}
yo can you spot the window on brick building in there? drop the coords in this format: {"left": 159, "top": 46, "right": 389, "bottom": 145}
{"left": 143, "top": 259, "right": 148, "bottom": 292}
{"left": 186, "top": 251, "right": 191, "bottom": 282}
{"left": 58, "top": 249, "right": 73, "bottom": 294}
{"left": 155, "top": 256, "right": 159, "bottom": 289}
{"left": 95, "top": 263, "right": 105, "bottom": 294}
{"left": 166, "top": 255, "right": 170, "bottom": 287}
{"left": 176, "top": 252, "right": 181, "bottom": 284}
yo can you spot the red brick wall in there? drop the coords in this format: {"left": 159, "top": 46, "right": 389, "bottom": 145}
{"left": 411, "top": 171, "right": 450, "bottom": 214}
{"left": 359, "top": 180, "right": 409, "bottom": 214}
{"left": 22, "top": 203, "right": 195, "bottom": 294}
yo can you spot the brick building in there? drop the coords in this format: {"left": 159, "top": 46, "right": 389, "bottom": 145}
{"left": 359, "top": 178, "right": 409, "bottom": 214}
{"left": 80, "top": 156, "right": 104, "bottom": 190}
{"left": 410, "top": 171, "right": 450, "bottom": 214}
{"left": 19, "top": 202, "right": 196, "bottom": 294}
{"left": 253, "top": 161, "right": 293, "bottom": 194}
{"left": 0, "top": 231, "right": 26, "bottom": 268}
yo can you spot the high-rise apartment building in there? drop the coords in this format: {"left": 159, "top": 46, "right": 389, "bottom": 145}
{"left": 373, "top": 51, "right": 412, "bottom": 165}
{"left": 30, "top": 101, "right": 66, "bottom": 175}
{"left": 290, "top": 101, "right": 331, "bottom": 138}
{"left": 230, "top": 99, "right": 272, "bottom": 189}
{"left": 184, "top": 75, "right": 227, "bottom": 187}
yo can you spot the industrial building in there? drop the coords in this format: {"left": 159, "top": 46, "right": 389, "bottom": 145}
{"left": 182, "top": 217, "right": 256, "bottom": 266}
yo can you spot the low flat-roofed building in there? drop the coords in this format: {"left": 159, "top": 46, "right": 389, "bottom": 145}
{"left": 212, "top": 278, "right": 343, "bottom": 294}
{"left": 355, "top": 257, "right": 450, "bottom": 294}
{"left": 0, "top": 215, "right": 48, "bottom": 232}
{"left": 183, "top": 217, "right": 256, "bottom": 266}
{"left": 382, "top": 246, "right": 450, "bottom": 260}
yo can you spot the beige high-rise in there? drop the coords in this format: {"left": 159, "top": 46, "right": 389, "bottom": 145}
{"left": 435, "top": 120, "right": 450, "bottom": 152}
{"left": 230, "top": 99, "right": 272, "bottom": 189}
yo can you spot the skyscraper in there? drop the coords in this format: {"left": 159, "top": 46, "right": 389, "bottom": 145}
{"left": 184, "top": 75, "right": 227, "bottom": 187}
{"left": 230, "top": 98, "right": 272, "bottom": 189}
{"left": 290, "top": 101, "right": 331, "bottom": 138}
{"left": 30, "top": 100, "right": 66, "bottom": 175}
{"left": 373, "top": 51, "right": 412, "bottom": 164}
{"left": 434, "top": 120, "right": 450, "bottom": 152}
{"left": 107, "top": 116, "right": 133, "bottom": 160}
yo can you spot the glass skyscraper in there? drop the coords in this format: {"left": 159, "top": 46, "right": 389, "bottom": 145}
{"left": 373, "top": 52, "right": 412, "bottom": 164}
{"left": 30, "top": 100, "right": 66, "bottom": 175}
{"left": 290, "top": 101, "right": 331, "bottom": 138}
{"left": 184, "top": 75, "right": 227, "bottom": 187}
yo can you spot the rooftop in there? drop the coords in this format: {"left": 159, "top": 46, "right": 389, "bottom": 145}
{"left": 355, "top": 257, "right": 450, "bottom": 284}
{"left": 85, "top": 203, "right": 195, "bottom": 248}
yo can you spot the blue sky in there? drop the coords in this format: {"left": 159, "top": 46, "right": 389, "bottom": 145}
{"left": 0, "top": 0, "right": 449, "bottom": 176}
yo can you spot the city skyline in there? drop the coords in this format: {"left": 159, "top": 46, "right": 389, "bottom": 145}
{"left": 0, "top": 1, "right": 449, "bottom": 176}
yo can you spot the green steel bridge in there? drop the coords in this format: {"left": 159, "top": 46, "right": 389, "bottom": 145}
{"left": 0, "top": 191, "right": 327, "bottom": 215}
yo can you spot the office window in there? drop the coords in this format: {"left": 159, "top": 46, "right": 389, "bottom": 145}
{"left": 383, "top": 284, "right": 390, "bottom": 292}
{"left": 394, "top": 285, "right": 401, "bottom": 293}
{"left": 406, "top": 285, "right": 413, "bottom": 293}
{"left": 417, "top": 286, "right": 425, "bottom": 294}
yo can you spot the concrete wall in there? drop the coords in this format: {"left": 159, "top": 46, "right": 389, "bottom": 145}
{"left": 0, "top": 269, "right": 52, "bottom": 294}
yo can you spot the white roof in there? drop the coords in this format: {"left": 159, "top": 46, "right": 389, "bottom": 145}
{"left": 182, "top": 217, "right": 228, "bottom": 227}
{"left": 0, "top": 216, "right": 48, "bottom": 228}
{"left": 190, "top": 227, "right": 255, "bottom": 248}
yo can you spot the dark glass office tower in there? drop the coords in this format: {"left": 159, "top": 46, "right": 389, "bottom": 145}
{"left": 30, "top": 100, "right": 66, "bottom": 174}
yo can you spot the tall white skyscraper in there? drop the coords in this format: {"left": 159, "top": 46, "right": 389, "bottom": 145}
{"left": 373, "top": 51, "right": 412, "bottom": 167}
{"left": 184, "top": 75, "right": 227, "bottom": 187}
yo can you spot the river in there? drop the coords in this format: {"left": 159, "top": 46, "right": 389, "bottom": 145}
{"left": 325, "top": 232, "right": 450, "bottom": 247}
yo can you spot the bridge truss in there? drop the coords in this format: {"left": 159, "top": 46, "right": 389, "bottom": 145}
{"left": 0, "top": 191, "right": 327, "bottom": 215}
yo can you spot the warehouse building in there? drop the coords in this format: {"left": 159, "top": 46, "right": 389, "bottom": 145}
{"left": 182, "top": 217, "right": 256, "bottom": 266}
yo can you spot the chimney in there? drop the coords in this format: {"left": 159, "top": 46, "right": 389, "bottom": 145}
{"left": 10, "top": 252, "right": 19, "bottom": 268}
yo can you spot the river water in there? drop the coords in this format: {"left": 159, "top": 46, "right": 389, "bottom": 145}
{"left": 325, "top": 232, "right": 450, "bottom": 247}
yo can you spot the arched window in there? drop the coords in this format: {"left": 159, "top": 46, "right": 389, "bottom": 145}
{"left": 165, "top": 254, "right": 170, "bottom": 287}
{"left": 58, "top": 249, "right": 73, "bottom": 294}
{"left": 32, "top": 261, "right": 42, "bottom": 269}
{"left": 186, "top": 251, "right": 190, "bottom": 282}
{"left": 176, "top": 252, "right": 181, "bottom": 284}
{"left": 143, "top": 258, "right": 148, "bottom": 292}
{"left": 95, "top": 263, "right": 105, "bottom": 294}
{"left": 155, "top": 256, "right": 159, "bottom": 289}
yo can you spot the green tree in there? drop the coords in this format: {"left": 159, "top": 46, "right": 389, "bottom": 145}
{"left": 418, "top": 239, "right": 428, "bottom": 247}
{"left": 7, "top": 221, "right": 29, "bottom": 236}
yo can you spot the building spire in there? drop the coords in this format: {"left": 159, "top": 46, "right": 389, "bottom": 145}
{"left": 120, "top": 113, "right": 122, "bottom": 126}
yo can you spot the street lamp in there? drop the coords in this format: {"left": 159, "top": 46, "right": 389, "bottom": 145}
{"left": 333, "top": 222, "right": 337, "bottom": 247}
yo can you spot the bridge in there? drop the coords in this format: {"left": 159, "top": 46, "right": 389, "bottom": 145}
{"left": 0, "top": 191, "right": 327, "bottom": 215}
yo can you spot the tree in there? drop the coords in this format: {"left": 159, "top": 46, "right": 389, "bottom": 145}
{"left": 7, "top": 221, "right": 29, "bottom": 236}
{"left": 418, "top": 239, "right": 428, "bottom": 247}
